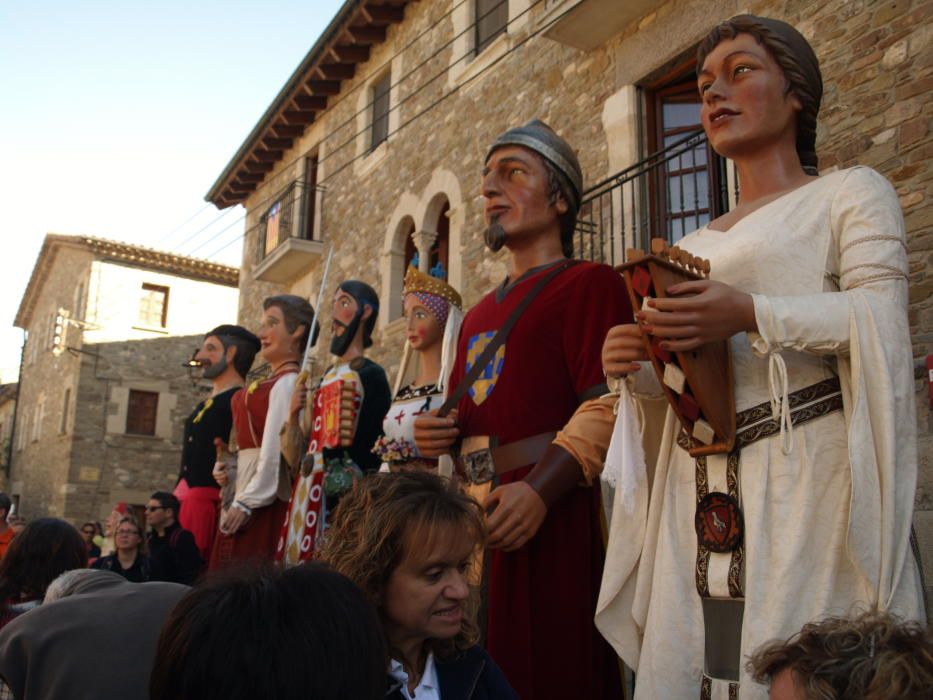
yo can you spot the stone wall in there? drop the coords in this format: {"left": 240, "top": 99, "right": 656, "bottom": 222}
{"left": 9, "top": 244, "right": 93, "bottom": 518}
{"left": 235, "top": 0, "right": 932, "bottom": 605}
{"left": 66, "top": 334, "right": 208, "bottom": 522}
{"left": 11, "top": 241, "right": 233, "bottom": 523}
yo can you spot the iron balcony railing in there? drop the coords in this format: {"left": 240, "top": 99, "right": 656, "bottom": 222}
{"left": 573, "top": 130, "right": 738, "bottom": 265}
{"left": 257, "top": 179, "right": 324, "bottom": 262}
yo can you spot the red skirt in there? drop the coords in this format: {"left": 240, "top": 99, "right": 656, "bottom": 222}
{"left": 485, "top": 467, "right": 623, "bottom": 700}
{"left": 174, "top": 481, "right": 220, "bottom": 561}
{"left": 208, "top": 499, "right": 289, "bottom": 572}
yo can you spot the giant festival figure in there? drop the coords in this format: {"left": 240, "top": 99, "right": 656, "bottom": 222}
{"left": 595, "top": 15, "right": 926, "bottom": 699}
{"left": 374, "top": 266, "right": 463, "bottom": 473}
{"left": 208, "top": 295, "right": 315, "bottom": 569}
{"left": 415, "top": 119, "right": 632, "bottom": 699}
{"left": 277, "top": 280, "right": 391, "bottom": 566}
{"left": 175, "top": 324, "right": 260, "bottom": 560}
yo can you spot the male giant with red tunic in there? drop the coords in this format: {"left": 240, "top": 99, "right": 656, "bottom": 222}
{"left": 414, "top": 120, "right": 631, "bottom": 700}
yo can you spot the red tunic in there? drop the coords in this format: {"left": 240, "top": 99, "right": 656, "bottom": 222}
{"left": 447, "top": 260, "right": 631, "bottom": 700}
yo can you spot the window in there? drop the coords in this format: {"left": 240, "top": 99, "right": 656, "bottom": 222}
{"left": 402, "top": 219, "right": 417, "bottom": 270}
{"left": 139, "top": 284, "right": 169, "bottom": 328}
{"left": 73, "top": 282, "right": 85, "bottom": 320}
{"left": 60, "top": 388, "right": 71, "bottom": 435}
{"left": 125, "top": 390, "right": 158, "bottom": 436}
{"left": 476, "top": 0, "right": 507, "bottom": 54}
{"left": 370, "top": 72, "right": 391, "bottom": 152}
{"left": 428, "top": 202, "right": 451, "bottom": 279}
{"left": 47, "top": 312, "right": 56, "bottom": 350}
{"left": 644, "top": 63, "right": 729, "bottom": 243}
{"left": 15, "top": 415, "right": 26, "bottom": 451}
{"left": 302, "top": 155, "right": 319, "bottom": 241}
{"left": 262, "top": 200, "right": 283, "bottom": 257}
{"left": 31, "top": 395, "right": 45, "bottom": 443}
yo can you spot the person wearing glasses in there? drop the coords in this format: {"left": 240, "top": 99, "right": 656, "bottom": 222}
{"left": 146, "top": 492, "right": 203, "bottom": 586}
{"left": 79, "top": 522, "right": 102, "bottom": 560}
{"left": 92, "top": 516, "right": 159, "bottom": 583}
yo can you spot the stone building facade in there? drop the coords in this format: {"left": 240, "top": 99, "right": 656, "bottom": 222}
{"left": 0, "top": 383, "right": 18, "bottom": 486}
{"left": 207, "top": 0, "right": 933, "bottom": 605}
{"left": 11, "top": 235, "right": 239, "bottom": 522}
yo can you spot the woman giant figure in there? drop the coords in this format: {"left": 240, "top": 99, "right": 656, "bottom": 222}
{"left": 209, "top": 295, "right": 315, "bottom": 568}
{"left": 596, "top": 15, "right": 925, "bottom": 699}
{"left": 373, "top": 267, "right": 462, "bottom": 473}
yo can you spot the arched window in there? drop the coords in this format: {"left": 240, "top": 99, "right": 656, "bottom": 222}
{"left": 427, "top": 201, "right": 450, "bottom": 279}
{"left": 403, "top": 219, "right": 417, "bottom": 270}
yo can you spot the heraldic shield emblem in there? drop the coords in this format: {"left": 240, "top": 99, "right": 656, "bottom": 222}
{"left": 465, "top": 331, "right": 506, "bottom": 406}
{"left": 695, "top": 491, "right": 744, "bottom": 553}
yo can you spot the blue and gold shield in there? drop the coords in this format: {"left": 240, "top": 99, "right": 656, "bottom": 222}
{"left": 465, "top": 331, "right": 506, "bottom": 406}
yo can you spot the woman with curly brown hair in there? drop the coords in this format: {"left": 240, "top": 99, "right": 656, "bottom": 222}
{"left": 748, "top": 611, "right": 933, "bottom": 699}
{"left": 319, "top": 471, "right": 517, "bottom": 700}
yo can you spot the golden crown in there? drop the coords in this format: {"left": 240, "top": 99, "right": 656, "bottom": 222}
{"left": 402, "top": 266, "right": 462, "bottom": 309}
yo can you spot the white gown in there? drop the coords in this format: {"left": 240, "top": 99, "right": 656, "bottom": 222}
{"left": 596, "top": 167, "right": 926, "bottom": 699}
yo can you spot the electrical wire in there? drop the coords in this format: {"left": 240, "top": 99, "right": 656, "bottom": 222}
{"left": 152, "top": 0, "right": 476, "bottom": 257}
{"left": 199, "top": 0, "right": 560, "bottom": 260}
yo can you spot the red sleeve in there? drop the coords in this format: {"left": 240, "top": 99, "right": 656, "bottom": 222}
{"left": 562, "top": 263, "right": 633, "bottom": 399}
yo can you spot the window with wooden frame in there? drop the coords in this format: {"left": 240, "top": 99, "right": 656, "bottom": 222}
{"left": 476, "top": 0, "right": 508, "bottom": 54}
{"left": 60, "top": 387, "right": 71, "bottom": 435}
{"left": 427, "top": 202, "right": 450, "bottom": 279}
{"left": 302, "top": 154, "right": 319, "bottom": 241}
{"left": 643, "top": 57, "right": 729, "bottom": 243}
{"left": 402, "top": 219, "right": 417, "bottom": 270}
{"left": 125, "top": 390, "right": 159, "bottom": 436}
{"left": 370, "top": 72, "right": 391, "bottom": 152}
{"left": 139, "top": 284, "right": 169, "bottom": 328}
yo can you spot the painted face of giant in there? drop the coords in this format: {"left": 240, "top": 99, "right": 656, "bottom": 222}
{"left": 258, "top": 305, "right": 302, "bottom": 365}
{"left": 331, "top": 289, "right": 362, "bottom": 356}
{"left": 403, "top": 295, "right": 444, "bottom": 353}
{"left": 481, "top": 145, "right": 567, "bottom": 250}
{"left": 698, "top": 32, "right": 801, "bottom": 161}
{"left": 196, "top": 335, "right": 235, "bottom": 380}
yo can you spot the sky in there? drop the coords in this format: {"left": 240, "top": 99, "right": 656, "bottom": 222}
{"left": 0, "top": 0, "right": 345, "bottom": 382}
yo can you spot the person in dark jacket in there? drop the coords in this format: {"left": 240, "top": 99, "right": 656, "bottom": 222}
{"left": 146, "top": 492, "right": 203, "bottom": 585}
{"left": 319, "top": 471, "right": 518, "bottom": 700}
{"left": 92, "top": 516, "right": 158, "bottom": 583}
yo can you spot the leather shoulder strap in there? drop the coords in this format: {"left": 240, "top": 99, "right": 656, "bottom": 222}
{"left": 438, "top": 260, "right": 578, "bottom": 417}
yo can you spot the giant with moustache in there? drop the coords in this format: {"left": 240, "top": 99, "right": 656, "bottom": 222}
{"left": 276, "top": 280, "right": 391, "bottom": 566}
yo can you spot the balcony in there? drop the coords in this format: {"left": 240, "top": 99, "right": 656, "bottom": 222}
{"left": 541, "top": 0, "right": 663, "bottom": 51}
{"left": 573, "top": 130, "right": 738, "bottom": 265}
{"left": 253, "top": 179, "right": 324, "bottom": 284}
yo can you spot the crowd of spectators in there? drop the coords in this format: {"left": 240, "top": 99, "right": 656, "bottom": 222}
{"left": 0, "top": 477, "right": 928, "bottom": 699}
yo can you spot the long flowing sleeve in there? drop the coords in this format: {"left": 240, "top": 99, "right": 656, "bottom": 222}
{"left": 236, "top": 373, "right": 297, "bottom": 509}
{"left": 747, "top": 167, "right": 919, "bottom": 613}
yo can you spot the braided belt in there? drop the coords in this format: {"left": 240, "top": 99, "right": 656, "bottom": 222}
{"left": 678, "top": 376, "right": 843, "bottom": 453}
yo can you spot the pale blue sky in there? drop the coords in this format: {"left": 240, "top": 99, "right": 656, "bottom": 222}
{"left": 0, "top": 0, "right": 345, "bottom": 380}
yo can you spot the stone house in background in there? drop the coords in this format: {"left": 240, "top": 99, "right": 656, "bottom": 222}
{"left": 0, "top": 383, "right": 18, "bottom": 481}
{"left": 206, "top": 0, "right": 932, "bottom": 606}
{"left": 10, "top": 234, "right": 239, "bottom": 523}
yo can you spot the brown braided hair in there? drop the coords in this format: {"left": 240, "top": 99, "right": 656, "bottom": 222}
{"left": 697, "top": 15, "right": 823, "bottom": 175}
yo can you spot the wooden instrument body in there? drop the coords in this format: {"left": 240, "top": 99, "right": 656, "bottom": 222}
{"left": 617, "top": 246, "right": 736, "bottom": 456}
